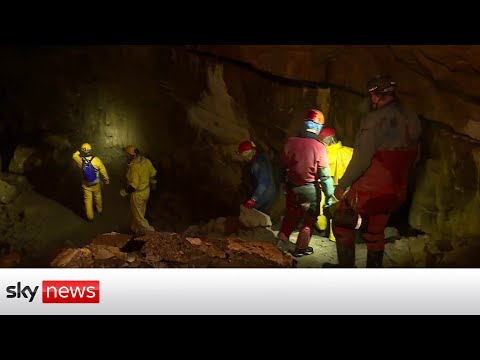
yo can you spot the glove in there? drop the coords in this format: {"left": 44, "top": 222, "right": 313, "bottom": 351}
{"left": 104, "top": 179, "right": 110, "bottom": 185}
{"left": 325, "top": 195, "right": 333, "bottom": 206}
{"left": 120, "top": 189, "right": 128, "bottom": 197}
{"left": 150, "top": 181, "right": 157, "bottom": 191}
{"left": 242, "top": 198, "right": 256, "bottom": 209}
{"left": 323, "top": 201, "right": 339, "bottom": 220}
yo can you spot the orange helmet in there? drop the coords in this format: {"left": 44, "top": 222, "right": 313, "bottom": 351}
{"left": 305, "top": 109, "right": 325, "bottom": 124}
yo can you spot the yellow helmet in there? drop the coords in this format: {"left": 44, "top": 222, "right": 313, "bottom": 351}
{"left": 80, "top": 143, "right": 92, "bottom": 156}
{"left": 124, "top": 145, "right": 137, "bottom": 156}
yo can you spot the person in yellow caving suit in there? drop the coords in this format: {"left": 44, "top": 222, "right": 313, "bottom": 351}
{"left": 72, "top": 143, "right": 110, "bottom": 222}
{"left": 120, "top": 145, "right": 158, "bottom": 235}
{"left": 316, "top": 127, "right": 353, "bottom": 241}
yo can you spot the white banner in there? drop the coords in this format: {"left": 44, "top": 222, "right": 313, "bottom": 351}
{"left": 0, "top": 268, "right": 478, "bottom": 315}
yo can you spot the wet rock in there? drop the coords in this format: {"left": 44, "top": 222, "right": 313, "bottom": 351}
{"left": 194, "top": 45, "right": 480, "bottom": 141}
{"left": 87, "top": 244, "right": 125, "bottom": 260}
{"left": 383, "top": 234, "right": 443, "bottom": 267}
{"left": 50, "top": 248, "right": 94, "bottom": 268}
{"left": 225, "top": 237, "right": 295, "bottom": 268}
{"left": 409, "top": 126, "right": 480, "bottom": 247}
{"left": 236, "top": 227, "right": 277, "bottom": 244}
{"left": 203, "top": 217, "right": 226, "bottom": 236}
{"left": 408, "top": 235, "right": 431, "bottom": 267}
{"left": 384, "top": 227, "right": 400, "bottom": 240}
{"left": 439, "top": 244, "right": 480, "bottom": 267}
{"left": 0, "top": 179, "right": 16, "bottom": 204}
{"left": 0, "top": 173, "right": 31, "bottom": 194}
{"left": 91, "top": 232, "right": 133, "bottom": 248}
{"left": 43, "top": 135, "right": 71, "bottom": 164}
{"left": 204, "top": 241, "right": 227, "bottom": 259}
{"left": 141, "top": 232, "right": 218, "bottom": 266}
{"left": 186, "top": 237, "right": 203, "bottom": 246}
{"left": 432, "top": 238, "right": 453, "bottom": 252}
{"left": 51, "top": 231, "right": 294, "bottom": 268}
{"left": 384, "top": 239, "right": 414, "bottom": 267}
{"left": 182, "top": 225, "right": 201, "bottom": 238}
{"left": 239, "top": 206, "right": 272, "bottom": 228}
{"left": 186, "top": 63, "right": 250, "bottom": 145}
{"left": 8, "top": 146, "right": 36, "bottom": 174}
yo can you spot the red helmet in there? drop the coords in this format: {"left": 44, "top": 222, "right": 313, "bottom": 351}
{"left": 237, "top": 140, "right": 256, "bottom": 155}
{"left": 304, "top": 109, "right": 325, "bottom": 124}
{"left": 319, "top": 127, "right": 335, "bottom": 141}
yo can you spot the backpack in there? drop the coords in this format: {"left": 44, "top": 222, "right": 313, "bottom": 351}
{"left": 82, "top": 157, "right": 98, "bottom": 184}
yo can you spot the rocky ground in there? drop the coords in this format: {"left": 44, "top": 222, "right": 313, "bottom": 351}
{"left": 51, "top": 231, "right": 295, "bottom": 268}
{"left": 48, "top": 207, "right": 480, "bottom": 268}
{"left": 1, "top": 146, "right": 480, "bottom": 268}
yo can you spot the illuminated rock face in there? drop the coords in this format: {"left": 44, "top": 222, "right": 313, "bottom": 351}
{"left": 190, "top": 45, "right": 480, "bottom": 141}
{"left": 0, "top": 45, "right": 479, "bottom": 244}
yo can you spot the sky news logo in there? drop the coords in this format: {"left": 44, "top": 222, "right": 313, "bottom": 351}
{"left": 5, "top": 281, "right": 100, "bottom": 303}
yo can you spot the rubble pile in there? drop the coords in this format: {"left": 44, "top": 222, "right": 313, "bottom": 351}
{"left": 51, "top": 230, "right": 295, "bottom": 268}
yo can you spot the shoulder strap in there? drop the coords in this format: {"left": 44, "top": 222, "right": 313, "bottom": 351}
{"left": 82, "top": 156, "right": 95, "bottom": 164}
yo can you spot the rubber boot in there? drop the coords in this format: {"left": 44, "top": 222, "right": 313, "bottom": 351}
{"left": 292, "top": 227, "right": 314, "bottom": 257}
{"left": 335, "top": 241, "right": 355, "bottom": 267}
{"left": 328, "top": 219, "right": 336, "bottom": 242}
{"left": 366, "top": 250, "right": 384, "bottom": 268}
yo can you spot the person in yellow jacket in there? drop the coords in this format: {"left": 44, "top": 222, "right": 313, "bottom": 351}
{"left": 120, "top": 145, "right": 158, "bottom": 235}
{"left": 72, "top": 143, "right": 110, "bottom": 222}
{"left": 316, "top": 127, "right": 353, "bottom": 241}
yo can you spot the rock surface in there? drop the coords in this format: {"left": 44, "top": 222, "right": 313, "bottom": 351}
{"left": 51, "top": 231, "right": 295, "bottom": 268}
{"left": 190, "top": 45, "right": 480, "bottom": 141}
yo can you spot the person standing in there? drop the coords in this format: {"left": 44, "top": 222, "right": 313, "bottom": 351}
{"left": 332, "top": 75, "right": 421, "bottom": 267}
{"left": 276, "top": 109, "right": 334, "bottom": 257}
{"left": 120, "top": 145, "right": 158, "bottom": 235}
{"left": 72, "top": 143, "right": 110, "bottom": 222}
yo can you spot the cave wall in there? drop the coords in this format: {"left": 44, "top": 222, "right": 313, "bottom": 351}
{"left": 189, "top": 45, "right": 480, "bottom": 141}
{"left": 1, "top": 45, "right": 479, "bottom": 241}
{"left": 0, "top": 46, "right": 330, "bottom": 223}
{"left": 409, "top": 121, "right": 480, "bottom": 245}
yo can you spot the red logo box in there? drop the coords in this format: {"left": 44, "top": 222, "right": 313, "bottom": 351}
{"left": 42, "top": 281, "right": 100, "bottom": 303}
